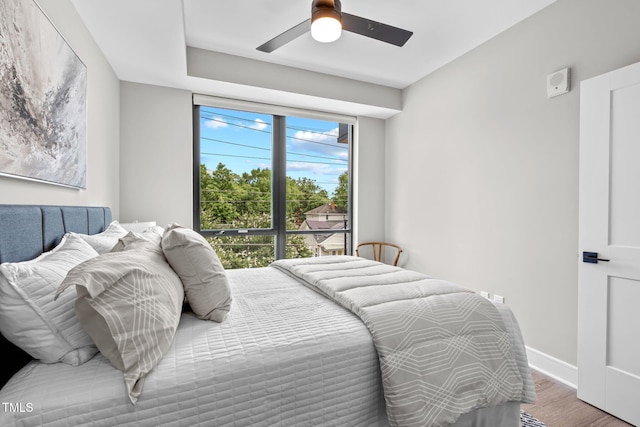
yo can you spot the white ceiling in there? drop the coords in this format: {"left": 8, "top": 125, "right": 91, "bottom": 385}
{"left": 71, "top": 0, "right": 556, "bottom": 116}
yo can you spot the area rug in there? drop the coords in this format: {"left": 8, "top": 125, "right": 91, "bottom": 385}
{"left": 521, "top": 410, "right": 548, "bottom": 427}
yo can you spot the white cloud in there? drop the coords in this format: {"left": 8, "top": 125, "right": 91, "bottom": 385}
{"left": 335, "top": 150, "right": 348, "bottom": 160}
{"left": 287, "top": 162, "right": 347, "bottom": 177}
{"left": 290, "top": 127, "right": 346, "bottom": 157}
{"left": 254, "top": 162, "right": 271, "bottom": 170}
{"left": 293, "top": 127, "right": 339, "bottom": 144}
{"left": 204, "top": 117, "right": 228, "bottom": 129}
{"left": 251, "top": 118, "right": 268, "bottom": 130}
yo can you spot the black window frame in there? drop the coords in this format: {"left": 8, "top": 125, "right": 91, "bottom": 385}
{"left": 192, "top": 102, "right": 354, "bottom": 263}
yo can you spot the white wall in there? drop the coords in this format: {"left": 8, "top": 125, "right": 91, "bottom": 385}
{"left": 0, "top": 0, "right": 120, "bottom": 215}
{"left": 386, "top": 0, "right": 640, "bottom": 367}
{"left": 354, "top": 117, "right": 386, "bottom": 244}
{"left": 187, "top": 47, "right": 402, "bottom": 118}
{"left": 119, "top": 82, "right": 386, "bottom": 241}
{"left": 119, "top": 82, "right": 193, "bottom": 228}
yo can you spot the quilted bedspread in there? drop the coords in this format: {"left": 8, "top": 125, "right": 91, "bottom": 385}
{"left": 271, "top": 256, "right": 533, "bottom": 427}
{"left": 0, "top": 267, "right": 388, "bottom": 427}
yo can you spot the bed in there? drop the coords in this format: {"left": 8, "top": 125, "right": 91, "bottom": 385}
{"left": 0, "top": 204, "right": 535, "bottom": 426}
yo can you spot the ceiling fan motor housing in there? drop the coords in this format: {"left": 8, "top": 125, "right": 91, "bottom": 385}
{"left": 312, "top": 0, "right": 342, "bottom": 23}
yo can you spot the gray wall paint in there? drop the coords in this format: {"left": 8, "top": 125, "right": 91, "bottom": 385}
{"left": 119, "top": 82, "right": 193, "bottom": 228}
{"left": 0, "top": 0, "right": 120, "bottom": 214}
{"left": 187, "top": 47, "right": 402, "bottom": 118}
{"left": 11, "top": 0, "right": 635, "bottom": 371}
{"left": 386, "top": 0, "right": 640, "bottom": 365}
{"left": 353, "top": 117, "right": 386, "bottom": 245}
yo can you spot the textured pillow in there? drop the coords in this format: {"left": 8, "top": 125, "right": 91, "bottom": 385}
{"left": 111, "top": 229, "right": 163, "bottom": 253}
{"left": 73, "top": 220, "right": 128, "bottom": 254}
{"left": 162, "top": 223, "right": 232, "bottom": 322}
{"left": 0, "top": 234, "right": 99, "bottom": 365}
{"left": 56, "top": 233, "right": 184, "bottom": 405}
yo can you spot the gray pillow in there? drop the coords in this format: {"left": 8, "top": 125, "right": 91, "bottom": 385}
{"left": 56, "top": 233, "right": 184, "bottom": 405}
{"left": 161, "top": 224, "right": 232, "bottom": 322}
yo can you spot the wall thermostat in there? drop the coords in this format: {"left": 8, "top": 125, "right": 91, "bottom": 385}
{"left": 547, "top": 67, "right": 570, "bottom": 98}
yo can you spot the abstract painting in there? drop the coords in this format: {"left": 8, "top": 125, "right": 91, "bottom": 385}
{"left": 0, "top": 0, "right": 87, "bottom": 189}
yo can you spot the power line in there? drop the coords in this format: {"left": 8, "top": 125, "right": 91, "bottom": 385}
{"left": 201, "top": 109, "right": 272, "bottom": 126}
{"left": 201, "top": 136, "right": 270, "bottom": 152}
{"left": 286, "top": 134, "right": 345, "bottom": 149}
{"left": 286, "top": 123, "right": 339, "bottom": 134}
{"left": 201, "top": 116, "right": 272, "bottom": 135}
{"left": 202, "top": 152, "right": 347, "bottom": 167}
{"left": 201, "top": 189, "right": 339, "bottom": 199}
{"left": 202, "top": 152, "right": 271, "bottom": 162}
{"left": 201, "top": 136, "right": 347, "bottom": 163}
{"left": 201, "top": 108, "right": 342, "bottom": 135}
{"left": 200, "top": 199, "right": 344, "bottom": 204}
{"left": 200, "top": 113, "right": 347, "bottom": 149}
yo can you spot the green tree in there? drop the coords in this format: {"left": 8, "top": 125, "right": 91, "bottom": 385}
{"left": 200, "top": 163, "right": 240, "bottom": 227}
{"left": 239, "top": 168, "right": 271, "bottom": 215}
{"left": 199, "top": 164, "right": 319, "bottom": 268}
{"left": 286, "top": 177, "right": 330, "bottom": 225}
{"left": 332, "top": 171, "right": 349, "bottom": 210}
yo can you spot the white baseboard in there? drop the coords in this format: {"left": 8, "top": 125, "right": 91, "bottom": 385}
{"left": 526, "top": 346, "right": 578, "bottom": 389}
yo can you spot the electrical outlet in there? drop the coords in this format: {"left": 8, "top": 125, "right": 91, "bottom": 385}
{"left": 492, "top": 294, "right": 504, "bottom": 304}
{"left": 480, "top": 291, "right": 490, "bottom": 299}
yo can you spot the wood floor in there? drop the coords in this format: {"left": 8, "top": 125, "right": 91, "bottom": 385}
{"left": 522, "top": 369, "right": 634, "bottom": 427}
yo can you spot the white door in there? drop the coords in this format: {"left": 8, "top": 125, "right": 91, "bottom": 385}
{"left": 578, "top": 61, "right": 640, "bottom": 426}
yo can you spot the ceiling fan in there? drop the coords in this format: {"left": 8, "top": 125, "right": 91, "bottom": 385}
{"left": 256, "top": 0, "right": 413, "bottom": 53}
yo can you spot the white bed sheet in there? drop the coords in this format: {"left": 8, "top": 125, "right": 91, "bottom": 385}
{"left": 0, "top": 267, "right": 386, "bottom": 426}
{"left": 0, "top": 266, "right": 526, "bottom": 427}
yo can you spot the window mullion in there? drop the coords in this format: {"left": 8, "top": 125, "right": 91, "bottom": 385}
{"left": 193, "top": 105, "right": 202, "bottom": 232}
{"left": 272, "top": 115, "right": 287, "bottom": 260}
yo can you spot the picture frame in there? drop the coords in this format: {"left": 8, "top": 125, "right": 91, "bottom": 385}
{"left": 0, "top": 0, "right": 87, "bottom": 189}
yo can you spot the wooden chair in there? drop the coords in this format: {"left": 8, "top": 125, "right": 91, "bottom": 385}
{"left": 355, "top": 241, "right": 403, "bottom": 266}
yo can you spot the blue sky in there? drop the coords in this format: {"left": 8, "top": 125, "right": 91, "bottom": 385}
{"left": 200, "top": 106, "right": 348, "bottom": 195}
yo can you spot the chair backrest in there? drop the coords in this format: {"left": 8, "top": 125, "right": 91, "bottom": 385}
{"left": 355, "top": 241, "right": 403, "bottom": 266}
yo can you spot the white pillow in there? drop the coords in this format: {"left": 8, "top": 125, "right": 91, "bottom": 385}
{"left": 73, "top": 220, "right": 128, "bottom": 254}
{"left": 0, "top": 234, "right": 100, "bottom": 365}
{"left": 119, "top": 221, "right": 158, "bottom": 233}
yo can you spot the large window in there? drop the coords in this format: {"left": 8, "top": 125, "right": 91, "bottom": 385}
{"left": 193, "top": 96, "right": 353, "bottom": 269}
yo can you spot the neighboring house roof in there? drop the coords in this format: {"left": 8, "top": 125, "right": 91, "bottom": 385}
{"left": 301, "top": 203, "right": 348, "bottom": 247}
{"left": 318, "top": 232, "right": 348, "bottom": 250}
{"left": 304, "top": 202, "right": 346, "bottom": 215}
{"left": 300, "top": 219, "right": 346, "bottom": 244}
{"left": 304, "top": 220, "right": 345, "bottom": 230}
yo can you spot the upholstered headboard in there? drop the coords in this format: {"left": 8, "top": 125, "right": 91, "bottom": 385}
{"left": 0, "top": 204, "right": 112, "bottom": 386}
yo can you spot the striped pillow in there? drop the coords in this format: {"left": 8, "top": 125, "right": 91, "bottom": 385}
{"left": 57, "top": 231, "right": 184, "bottom": 404}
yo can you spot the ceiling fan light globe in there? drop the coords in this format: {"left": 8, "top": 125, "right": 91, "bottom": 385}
{"left": 311, "top": 16, "right": 342, "bottom": 42}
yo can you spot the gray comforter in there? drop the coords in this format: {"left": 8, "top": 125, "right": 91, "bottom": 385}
{"left": 270, "top": 256, "right": 535, "bottom": 427}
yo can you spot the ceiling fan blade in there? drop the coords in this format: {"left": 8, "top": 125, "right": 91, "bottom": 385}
{"left": 342, "top": 13, "right": 412, "bottom": 47}
{"left": 257, "top": 19, "right": 311, "bottom": 53}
